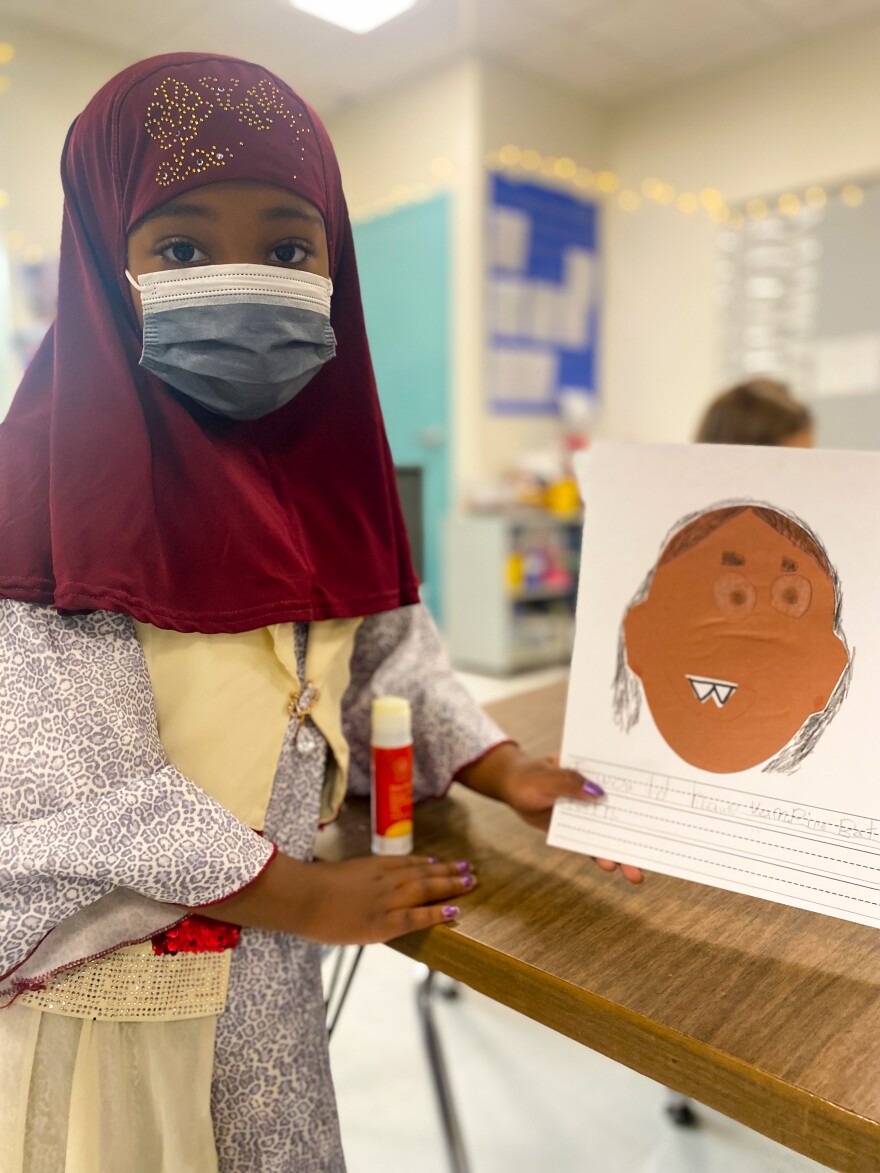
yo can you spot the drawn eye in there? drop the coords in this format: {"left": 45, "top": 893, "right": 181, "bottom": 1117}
{"left": 714, "top": 572, "right": 757, "bottom": 618}
{"left": 771, "top": 573, "right": 812, "bottom": 618}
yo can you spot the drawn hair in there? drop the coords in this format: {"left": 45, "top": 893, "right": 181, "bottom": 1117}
{"left": 612, "top": 500, "right": 853, "bottom": 774}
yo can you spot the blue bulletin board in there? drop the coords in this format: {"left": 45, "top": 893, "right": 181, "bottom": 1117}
{"left": 487, "top": 174, "right": 600, "bottom": 415}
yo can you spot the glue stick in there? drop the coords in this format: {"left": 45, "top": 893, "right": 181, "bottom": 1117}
{"left": 371, "top": 696, "right": 413, "bottom": 855}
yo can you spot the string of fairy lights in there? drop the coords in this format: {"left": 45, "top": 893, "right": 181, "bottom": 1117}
{"left": 482, "top": 143, "right": 867, "bottom": 227}
{"left": 348, "top": 143, "right": 869, "bottom": 228}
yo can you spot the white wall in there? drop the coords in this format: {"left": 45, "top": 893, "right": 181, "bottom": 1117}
{"left": 0, "top": 21, "right": 128, "bottom": 411}
{"left": 481, "top": 57, "right": 606, "bottom": 164}
{"left": 602, "top": 13, "right": 880, "bottom": 445}
{"left": 0, "top": 22, "right": 128, "bottom": 260}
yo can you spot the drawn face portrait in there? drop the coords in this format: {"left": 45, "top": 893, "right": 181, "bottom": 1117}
{"left": 621, "top": 506, "right": 850, "bottom": 774}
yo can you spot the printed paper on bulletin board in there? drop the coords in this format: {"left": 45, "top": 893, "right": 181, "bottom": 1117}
{"left": 487, "top": 175, "right": 599, "bottom": 415}
{"left": 549, "top": 442, "right": 880, "bottom": 929}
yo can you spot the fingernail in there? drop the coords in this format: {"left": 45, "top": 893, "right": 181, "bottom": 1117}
{"left": 443, "top": 906, "right": 459, "bottom": 918}
{"left": 455, "top": 860, "right": 471, "bottom": 874}
{"left": 461, "top": 874, "right": 475, "bottom": 889}
{"left": 428, "top": 857, "right": 439, "bottom": 864}
{"left": 583, "top": 780, "right": 605, "bottom": 797}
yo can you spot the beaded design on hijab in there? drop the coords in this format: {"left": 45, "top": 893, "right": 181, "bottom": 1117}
{"left": 145, "top": 74, "right": 311, "bottom": 187}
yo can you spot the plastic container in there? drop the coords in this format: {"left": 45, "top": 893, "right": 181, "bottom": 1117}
{"left": 371, "top": 696, "right": 414, "bottom": 855}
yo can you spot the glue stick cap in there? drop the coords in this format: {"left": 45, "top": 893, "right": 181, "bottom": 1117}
{"left": 371, "top": 696, "right": 412, "bottom": 748}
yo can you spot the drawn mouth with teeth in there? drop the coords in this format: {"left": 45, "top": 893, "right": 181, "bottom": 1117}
{"left": 686, "top": 675, "right": 738, "bottom": 708}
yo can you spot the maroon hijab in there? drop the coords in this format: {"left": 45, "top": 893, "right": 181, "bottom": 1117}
{"left": 0, "top": 53, "right": 419, "bottom": 632}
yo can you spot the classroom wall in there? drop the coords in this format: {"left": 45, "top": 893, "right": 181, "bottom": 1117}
{"left": 601, "top": 12, "right": 880, "bottom": 446}
{"left": 0, "top": 21, "right": 127, "bottom": 411}
{"left": 330, "top": 59, "right": 609, "bottom": 499}
{"left": 0, "top": 21, "right": 127, "bottom": 256}
{"left": 328, "top": 60, "right": 484, "bottom": 503}
{"left": 477, "top": 60, "right": 608, "bottom": 488}
{"left": 6, "top": 15, "right": 879, "bottom": 469}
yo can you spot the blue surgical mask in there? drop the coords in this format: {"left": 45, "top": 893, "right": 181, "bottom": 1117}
{"left": 126, "top": 264, "right": 336, "bottom": 420}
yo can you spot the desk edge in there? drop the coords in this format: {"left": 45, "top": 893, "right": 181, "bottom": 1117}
{"left": 390, "top": 927, "right": 878, "bottom": 1173}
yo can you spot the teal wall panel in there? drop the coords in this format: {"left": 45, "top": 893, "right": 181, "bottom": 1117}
{"left": 353, "top": 195, "right": 451, "bottom": 620}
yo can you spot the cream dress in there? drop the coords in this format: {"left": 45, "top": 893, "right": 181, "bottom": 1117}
{"left": 0, "top": 603, "right": 504, "bottom": 1172}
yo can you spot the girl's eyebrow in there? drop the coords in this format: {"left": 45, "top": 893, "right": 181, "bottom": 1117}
{"left": 137, "top": 201, "right": 324, "bottom": 227}
{"left": 139, "top": 202, "right": 215, "bottom": 225}
{"left": 260, "top": 205, "right": 324, "bottom": 226}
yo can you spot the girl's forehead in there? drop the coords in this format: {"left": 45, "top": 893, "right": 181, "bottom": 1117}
{"left": 132, "top": 181, "right": 326, "bottom": 225}
{"left": 119, "top": 62, "right": 330, "bottom": 236}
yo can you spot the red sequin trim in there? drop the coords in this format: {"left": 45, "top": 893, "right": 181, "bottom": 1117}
{"left": 151, "top": 914, "right": 241, "bottom": 955}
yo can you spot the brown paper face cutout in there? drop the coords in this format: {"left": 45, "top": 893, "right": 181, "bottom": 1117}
{"left": 616, "top": 505, "right": 852, "bottom": 774}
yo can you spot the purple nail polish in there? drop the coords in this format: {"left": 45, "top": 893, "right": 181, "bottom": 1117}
{"left": 583, "top": 780, "right": 605, "bottom": 797}
{"left": 443, "top": 906, "right": 459, "bottom": 918}
{"left": 428, "top": 856, "right": 439, "bottom": 864}
{"left": 455, "top": 860, "right": 471, "bottom": 874}
{"left": 461, "top": 874, "right": 475, "bottom": 889}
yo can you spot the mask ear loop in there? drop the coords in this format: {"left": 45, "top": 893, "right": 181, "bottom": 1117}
{"left": 125, "top": 269, "right": 145, "bottom": 292}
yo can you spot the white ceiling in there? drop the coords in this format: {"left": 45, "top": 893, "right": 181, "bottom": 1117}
{"left": 6, "top": 0, "right": 880, "bottom": 115}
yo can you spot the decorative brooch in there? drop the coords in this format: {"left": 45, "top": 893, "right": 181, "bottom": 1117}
{"left": 289, "top": 682, "right": 321, "bottom": 753}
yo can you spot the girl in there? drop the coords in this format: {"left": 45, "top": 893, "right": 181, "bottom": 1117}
{"left": 0, "top": 53, "right": 638, "bottom": 1173}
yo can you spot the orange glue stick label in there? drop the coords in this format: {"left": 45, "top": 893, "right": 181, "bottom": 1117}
{"left": 371, "top": 745, "right": 413, "bottom": 841}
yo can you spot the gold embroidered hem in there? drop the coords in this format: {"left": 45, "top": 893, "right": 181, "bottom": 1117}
{"left": 17, "top": 942, "right": 231, "bottom": 1022}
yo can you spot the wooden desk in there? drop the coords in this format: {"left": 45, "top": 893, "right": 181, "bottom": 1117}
{"left": 320, "top": 681, "right": 880, "bottom": 1172}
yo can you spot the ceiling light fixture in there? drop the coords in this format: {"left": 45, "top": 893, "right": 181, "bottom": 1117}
{"left": 290, "top": 0, "right": 418, "bottom": 33}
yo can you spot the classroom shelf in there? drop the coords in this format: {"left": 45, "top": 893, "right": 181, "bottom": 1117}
{"left": 444, "top": 511, "right": 581, "bottom": 675}
{"left": 508, "top": 586, "right": 577, "bottom": 602}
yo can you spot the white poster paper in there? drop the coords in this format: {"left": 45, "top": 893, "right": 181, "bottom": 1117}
{"left": 548, "top": 442, "right": 880, "bottom": 929}
{"left": 489, "top": 346, "right": 557, "bottom": 406}
{"left": 489, "top": 277, "right": 527, "bottom": 337}
{"left": 488, "top": 206, "right": 530, "bottom": 272}
{"left": 525, "top": 282, "right": 562, "bottom": 344}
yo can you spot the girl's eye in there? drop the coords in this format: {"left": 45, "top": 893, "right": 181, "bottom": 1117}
{"left": 714, "top": 572, "right": 757, "bottom": 619}
{"left": 771, "top": 573, "right": 812, "bottom": 618}
{"left": 161, "top": 241, "right": 207, "bottom": 264}
{"left": 271, "top": 242, "right": 308, "bottom": 265}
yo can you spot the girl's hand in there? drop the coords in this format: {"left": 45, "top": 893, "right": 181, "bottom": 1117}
{"left": 199, "top": 852, "right": 477, "bottom": 943}
{"left": 297, "top": 855, "right": 476, "bottom": 945}
{"left": 458, "top": 743, "right": 643, "bottom": 884}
